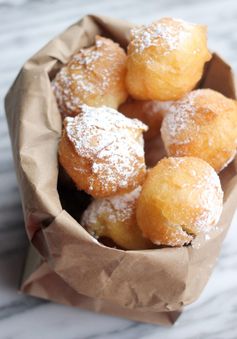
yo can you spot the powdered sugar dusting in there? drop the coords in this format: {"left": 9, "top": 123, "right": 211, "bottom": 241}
{"left": 81, "top": 186, "right": 141, "bottom": 229}
{"left": 191, "top": 164, "right": 223, "bottom": 233}
{"left": 161, "top": 90, "right": 213, "bottom": 145}
{"left": 161, "top": 90, "right": 200, "bottom": 145}
{"left": 143, "top": 100, "right": 173, "bottom": 117}
{"left": 52, "top": 36, "right": 126, "bottom": 116}
{"left": 153, "top": 158, "right": 223, "bottom": 246}
{"left": 129, "top": 17, "right": 194, "bottom": 55}
{"left": 64, "top": 105, "right": 147, "bottom": 194}
{"left": 162, "top": 90, "right": 237, "bottom": 172}
{"left": 154, "top": 222, "right": 193, "bottom": 247}
{"left": 169, "top": 157, "right": 223, "bottom": 236}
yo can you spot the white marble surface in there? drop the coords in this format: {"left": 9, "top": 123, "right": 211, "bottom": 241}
{"left": 1, "top": 0, "right": 237, "bottom": 338}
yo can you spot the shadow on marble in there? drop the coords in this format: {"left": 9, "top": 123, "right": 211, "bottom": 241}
{"left": 0, "top": 245, "right": 28, "bottom": 290}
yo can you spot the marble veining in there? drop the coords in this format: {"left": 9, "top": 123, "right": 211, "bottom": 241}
{"left": 1, "top": 0, "right": 237, "bottom": 338}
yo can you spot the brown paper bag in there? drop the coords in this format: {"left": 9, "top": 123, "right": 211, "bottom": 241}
{"left": 5, "top": 15, "right": 237, "bottom": 325}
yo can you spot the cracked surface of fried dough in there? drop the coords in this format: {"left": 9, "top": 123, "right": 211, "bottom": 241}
{"left": 58, "top": 105, "right": 148, "bottom": 198}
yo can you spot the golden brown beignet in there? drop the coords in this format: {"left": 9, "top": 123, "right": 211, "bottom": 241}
{"left": 52, "top": 36, "right": 128, "bottom": 117}
{"left": 119, "top": 98, "right": 171, "bottom": 140}
{"left": 161, "top": 89, "right": 237, "bottom": 172}
{"left": 58, "top": 105, "right": 148, "bottom": 198}
{"left": 136, "top": 157, "right": 223, "bottom": 247}
{"left": 81, "top": 187, "right": 152, "bottom": 250}
{"left": 126, "top": 17, "right": 211, "bottom": 101}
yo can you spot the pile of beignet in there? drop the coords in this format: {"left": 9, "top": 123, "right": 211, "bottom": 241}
{"left": 52, "top": 17, "right": 237, "bottom": 250}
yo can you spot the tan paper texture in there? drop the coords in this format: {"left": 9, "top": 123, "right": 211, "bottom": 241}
{"left": 5, "top": 15, "right": 237, "bottom": 325}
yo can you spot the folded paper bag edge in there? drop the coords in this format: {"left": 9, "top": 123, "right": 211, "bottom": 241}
{"left": 21, "top": 245, "right": 182, "bottom": 325}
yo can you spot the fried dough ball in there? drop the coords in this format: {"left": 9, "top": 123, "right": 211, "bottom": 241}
{"left": 136, "top": 157, "right": 223, "bottom": 247}
{"left": 161, "top": 89, "right": 237, "bottom": 172}
{"left": 119, "top": 98, "right": 171, "bottom": 140}
{"left": 58, "top": 105, "right": 148, "bottom": 198}
{"left": 126, "top": 17, "right": 211, "bottom": 101}
{"left": 81, "top": 187, "right": 152, "bottom": 250}
{"left": 52, "top": 36, "right": 128, "bottom": 117}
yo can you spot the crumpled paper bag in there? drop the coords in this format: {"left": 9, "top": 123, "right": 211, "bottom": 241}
{"left": 5, "top": 14, "right": 237, "bottom": 325}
